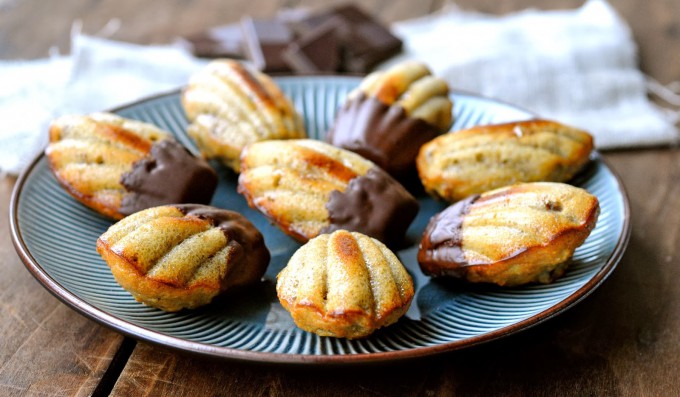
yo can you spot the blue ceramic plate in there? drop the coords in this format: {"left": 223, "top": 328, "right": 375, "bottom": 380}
{"left": 10, "top": 76, "right": 630, "bottom": 364}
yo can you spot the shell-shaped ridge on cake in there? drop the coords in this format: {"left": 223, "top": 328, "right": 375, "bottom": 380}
{"left": 327, "top": 60, "right": 453, "bottom": 177}
{"left": 238, "top": 139, "right": 418, "bottom": 247}
{"left": 96, "top": 204, "right": 270, "bottom": 312}
{"left": 351, "top": 60, "right": 452, "bottom": 129}
{"left": 45, "top": 112, "right": 217, "bottom": 219}
{"left": 418, "top": 182, "right": 600, "bottom": 286}
{"left": 182, "top": 59, "right": 306, "bottom": 171}
{"left": 277, "top": 230, "right": 414, "bottom": 339}
{"left": 417, "top": 119, "right": 594, "bottom": 202}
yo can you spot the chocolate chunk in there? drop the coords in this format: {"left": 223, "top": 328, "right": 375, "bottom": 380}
{"left": 344, "top": 22, "right": 402, "bottom": 72}
{"left": 180, "top": 23, "right": 244, "bottom": 58}
{"left": 321, "top": 167, "right": 419, "bottom": 248}
{"left": 241, "top": 16, "right": 294, "bottom": 73}
{"left": 282, "top": 17, "right": 342, "bottom": 73}
{"left": 327, "top": 92, "right": 441, "bottom": 178}
{"left": 119, "top": 140, "right": 217, "bottom": 216}
{"left": 293, "top": 5, "right": 402, "bottom": 73}
{"left": 417, "top": 195, "right": 480, "bottom": 277}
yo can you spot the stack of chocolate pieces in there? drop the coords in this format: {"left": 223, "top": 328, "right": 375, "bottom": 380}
{"left": 180, "top": 4, "right": 403, "bottom": 74}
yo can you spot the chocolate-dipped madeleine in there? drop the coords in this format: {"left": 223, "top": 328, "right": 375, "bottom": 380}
{"left": 417, "top": 119, "right": 594, "bottom": 202}
{"left": 418, "top": 182, "right": 599, "bottom": 286}
{"left": 238, "top": 139, "right": 418, "bottom": 247}
{"left": 46, "top": 113, "right": 217, "bottom": 220}
{"left": 182, "top": 59, "right": 306, "bottom": 171}
{"left": 97, "top": 204, "right": 270, "bottom": 312}
{"left": 327, "top": 60, "right": 453, "bottom": 178}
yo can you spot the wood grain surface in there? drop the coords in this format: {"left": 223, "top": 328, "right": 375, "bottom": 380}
{"left": 1, "top": 0, "right": 679, "bottom": 396}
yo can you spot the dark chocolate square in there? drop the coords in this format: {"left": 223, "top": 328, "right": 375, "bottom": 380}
{"left": 292, "top": 4, "right": 402, "bottom": 73}
{"left": 282, "top": 17, "right": 343, "bottom": 73}
{"left": 343, "top": 21, "right": 402, "bottom": 73}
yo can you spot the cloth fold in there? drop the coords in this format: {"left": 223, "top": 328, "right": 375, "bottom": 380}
{"left": 0, "top": 0, "right": 677, "bottom": 176}
{"left": 0, "top": 35, "right": 205, "bottom": 176}
{"left": 382, "top": 0, "right": 679, "bottom": 149}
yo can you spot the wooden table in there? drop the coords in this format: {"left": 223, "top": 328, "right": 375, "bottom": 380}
{"left": 1, "top": 0, "right": 679, "bottom": 395}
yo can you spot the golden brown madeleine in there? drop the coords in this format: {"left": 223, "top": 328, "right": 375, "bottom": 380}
{"left": 417, "top": 119, "right": 594, "bottom": 202}
{"left": 327, "top": 60, "right": 453, "bottom": 177}
{"left": 418, "top": 182, "right": 600, "bottom": 286}
{"left": 277, "top": 230, "right": 414, "bottom": 339}
{"left": 238, "top": 139, "right": 418, "bottom": 247}
{"left": 181, "top": 59, "right": 306, "bottom": 171}
{"left": 46, "top": 113, "right": 217, "bottom": 219}
{"left": 97, "top": 204, "right": 270, "bottom": 312}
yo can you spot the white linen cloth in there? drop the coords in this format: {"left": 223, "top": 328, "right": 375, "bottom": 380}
{"left": 0, "top": 34, "right": 206, "bottom": 176}
{"left": 382, "top": 0, "right": 679, "bottom": 149}
{"left": 0, "top": 0, "right": 677, "bottom": 176}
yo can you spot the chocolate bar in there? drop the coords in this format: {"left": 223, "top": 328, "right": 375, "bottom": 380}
{"left": 241, "top": 16, "right": 294, "bottom": 73}
{"left": 293, "top": 4, "right": 402, "bottom": 73}
{"left": 343, "top": 17, "right": 403, "bottom": 73}
{"left": 282, "top": 18, "right": 342, "bottom": 73}
{"left": 181, "top": 4, "right": 402, "bottom": 75}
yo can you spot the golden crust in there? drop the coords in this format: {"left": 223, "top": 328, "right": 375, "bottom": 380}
{"left": 238, "top": 139, "right": 374, "bottom": 241}
{"left": 45, "top": 113, "right": 170, "bottom": 219}
{"left": 418, "top": 182, "right": 600, "bottom": 286}
{"left": 416, "top": 119, "right": 594, "bottom": 202}
{"left": 181, "top": 59, "right": 306, "bottom": 171}
{"left": 327, "top": 60, "right": 452, "bottom": 178}
{"left": 96, "top": 205, "right": 270, "bottom": 312}
{"left": 277, "top": 230, "right": 414, "bottom": 339}
{"left": 351, "top": 60, "right": 452, "bottom": 130}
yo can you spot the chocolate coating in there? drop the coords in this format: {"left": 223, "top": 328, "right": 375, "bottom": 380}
{"left": 174, "top": 204, "right": 270, "bottom": 288}
{"left": 175, "top": 204, "right": 270, "bottom": 275}
{"left": 417, "top": 194, "right": 480, "bottom": 277}
{"left": 327, "top": 93, "right": 441, "bottom": 178}
{"left": 321, "top": 167, "right": 419, "bottom": 247}
{"left": 119, "top": 140, "right": 217, "bottom": 216}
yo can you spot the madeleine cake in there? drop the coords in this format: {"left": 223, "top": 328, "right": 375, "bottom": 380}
{"left": 416, "top": 119, "right": 594, "bottom": 202}
{"left": 277, "top": 230, "right": 414, "bottom": 338}
{"left": 45, "top": 113, "right": 217, "bottom": 219}
{"left": 418, "top": 182, "right": 600, "bottom": 286}
{"left": 238, "top": 139, "right": 418, "bottom": 247}
{"left": 97, "top": 204, "right": 270, "bottom": 312}
{"left": 327, "top": 60, "right": 453, "bottom": 177}
{"left": 182, "top": 59, "right": 306, "bottom": 171}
